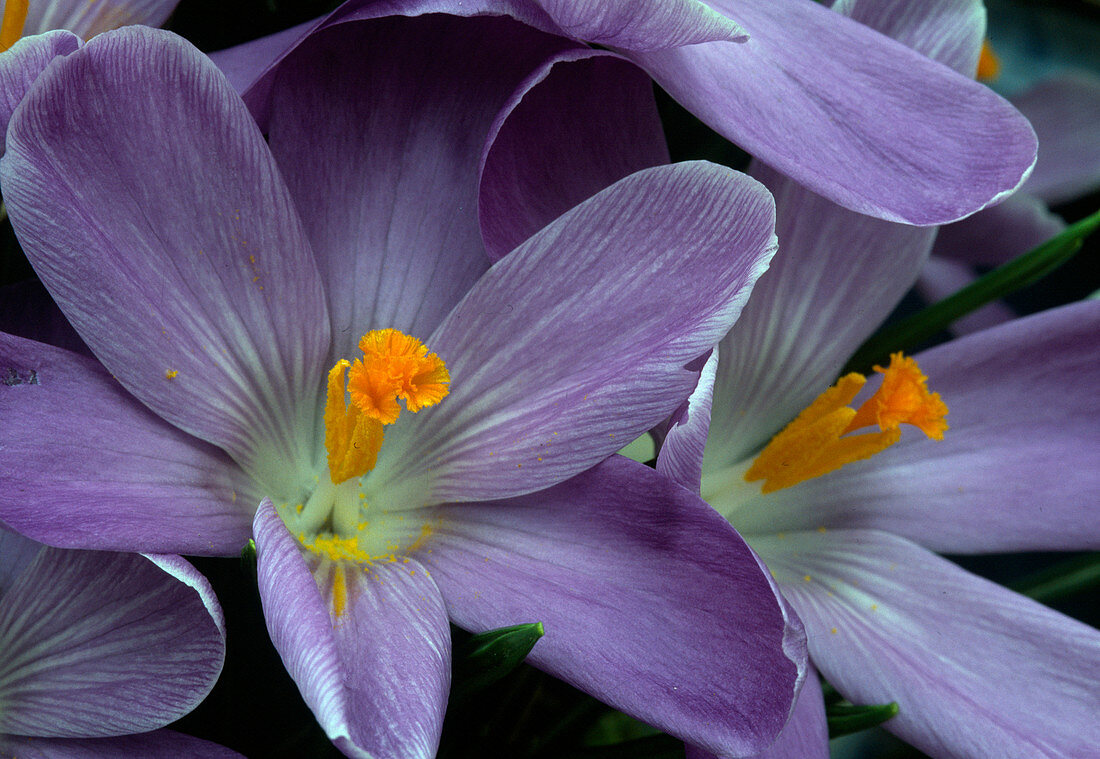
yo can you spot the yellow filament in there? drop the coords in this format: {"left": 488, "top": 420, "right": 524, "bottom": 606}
{"left": 745, "top": 353, "right": 947, "bottom": 493}
{"left": 0, "top": 0, "right": 29, "bottom": 52}
{"left": 323, "top": 329, "right": 449, "bottom": 484}
{"left": 977, "top": 39, "right": 1001, "bottom": 82}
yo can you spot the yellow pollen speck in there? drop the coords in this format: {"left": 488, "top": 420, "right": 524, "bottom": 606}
{"left": 745, "top": 353, "right": 947, "bottom": 493}
{"left": 817, "top": 526, "right": 827, "bottom": 533}
{"left": 871, "top": 604, "right": 878, "bottom": 611}
{"left": 803, "top": 575, "right": 812, "bottom": 582}
{"left": 830, "top": 627, "right": 838, "bottom": 635}
{"left": 165, "top": 369, "right": 179, "bottom": 379}
{"left": 537, "top": 457, "right": 542, "bottom": 462}
{"left": 332, "top": 564, "right": 348, "bottom": 618}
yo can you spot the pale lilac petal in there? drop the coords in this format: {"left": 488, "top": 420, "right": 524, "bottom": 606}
{"left": 0, "top": 30, "right": 81, "bottom": 156}
{"left": 1014, "top": 71, "right": 1100, "bottom": 204}
{"left": 0, "top": 548, "right": 224, "bottom": 737}
{"left": 371, "top": 162, "right": 776, "bottom": 504}
{"left": 687, "top": 662, "right": 828, "bottom": 759}
{"left": 479, "top": 48, "right": 668, "bottom": 261}
{"left": 254, "top": 501, "right": 450, "bottom": 759}
{"left": 655, "top": 348, "right": 718, "bottom": 493}
{"left": 266, "top": 16, "right": 571, "bottom": 362}
{"left": 915, "top": 256, "right": 1017, "bottom": 336}
{"left": 421, "top": 457, "right": 807, "bottom": 758}
{"left": 24, "top": 0, "right": 180, "bottom": 38}
{"left": 1, "top": 27, "right": 330, "bottom": 489}
{"left": 930, "top": 192, "right": 1066, "bottom": 266}
{"left": 705, "top": 161, "right": 935, "bottom": 468}
{"left": 628, "top": 0, "right": 1035, "bottom": 224}
{"left": 0, "top": 280, "right": 90, "bottom": 355}
{"left": 759, "top": 529, "right": 1100, "bottom": 759}
{"left": 830, "top": 0, "right": 985, "bottom": 76}
{"left": 0, "top": 332, "right": 254, "bottom": 556}
{"left": 0, "top": 730, "right": 243, "bottom": 758}
{"left": 733, "top": 301, "right": 1100, "bottom": 553}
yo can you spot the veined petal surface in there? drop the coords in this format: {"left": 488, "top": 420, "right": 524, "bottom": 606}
{"left": 0, "top": 30, "right": 81, "bottom": 155}
{"left": 758, "top": 529, "right": 1100, "bottom": 759}
{"left": 421, "top": 457, "right": 806, "bottom": 758}
{"left": 1, "top": 27, "right": 330, "bottom": 492}
{"left": 0, "top": 332, "right": 254, "bottom": 555}
{"left": 0, "top": 730, "right": 243, "bottom": 758}
{"left": 254, "top": 501, "right": 450, "bottom": 759}
{"left": 24, "top": 0, "right": 180, "bottom": 39}
{"left": 372, "top": 161, "right": 776, "bottom": 504}
{"left": 0, "top": 547, "right": 224, "bottom": 738}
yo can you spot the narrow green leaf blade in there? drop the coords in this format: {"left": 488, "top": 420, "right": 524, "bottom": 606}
{"left": 452, "top": 622, "right": 544, "bottom": 700}
{"left": 1011, "top": 552, "right": 1100, "bottom": 604}
{"left": 845, "top": 207, "right": 1100, "bottom": 374}
{"left": 827, "top": 700, "right": 899, "bottom": 738}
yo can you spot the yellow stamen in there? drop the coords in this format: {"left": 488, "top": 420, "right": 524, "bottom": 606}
{"left": 977, "top": 39, "right": 1001, "bottom": 82}
{"left": 323, "top": 329, "right": 449, "bottom": 485}
{"left": 745, "top": 353, "right": 947, "bottom": 493}
{"left": 0, "top": 0, "right": 29, "bottom": 52}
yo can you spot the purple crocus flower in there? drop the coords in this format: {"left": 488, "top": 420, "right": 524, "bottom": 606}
{"left": 212, "top": 0, "right": 1038, "bottom": 227}
{"left": 0, "top": 526, "right": 238, "bottom": 757}
{"left": 624, "top": 2, "right": 1100, "bottom": 756}
{"left": 0, "top": 0, "right": 180, "bottom": 49}
{"left": 0, "top": 22, "right": 807, "bottom": 759}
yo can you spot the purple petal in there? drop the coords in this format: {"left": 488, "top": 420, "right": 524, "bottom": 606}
{"left": 0, "top": 547, "right": 224, "bottom": 738}
{"left": 733, "top": 301, "right": 1100, "bottom": 553}
{"left": 629, "top": 0, "right": 1036, "bottom": 224}
{"left": 830, "top": 0, "right": 985, "bottom": 76}
{"left": 706, "top": 161, "right": 935, "bottom": 467}
{"left": 421, "top": 457, "right": 807, "bottom": 758}
{"left": 0, "top": 30, "right": 81, "bottom": 157}
{"left": 0, "top": 525, "right": 43, "bottom": 594}
{"left": 254, "top": 501, "right": 450, "bottom": 759}
{"left": 208, "top": 19, "right": 316, "bottom": 97}
{"left": 266, "top": 15, "right": 573, "bottom": 363}
{"left": 1, "top": 27, "right": 330, "bottom": 488}
{"left": 371, "top": 161, "right": 776, "bottom": 504}
{"left": 479, "top": 48, "right": 669, "bottom": 261}
{"left": 915, "top": 256, "right": 1016, "bottom": 336}
{"left": 687, "top": 662, "right": 828, "bottom": 759}
{"left": 0, "top": 730, "right": 243, "bottom": 758}
{"left": 1013, "top": 71, "right": 1100, "bottom": 204}
{"left": 0, "top": 332, "right": 254, "bottom": 555}
{"left": 24, "top": 0, "right": 181, "bottom": 38}
{"left": 930, "top": 192, "right": 1066, "bottom": 266}
{"left": 655, "top": 348, "right": 718, "bottom": 494}
{"left": 759, "top": 529, "right": 1100, "bottom": 759}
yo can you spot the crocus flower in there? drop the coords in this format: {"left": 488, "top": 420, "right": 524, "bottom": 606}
{"left": 212, "top": 0, "right": 1038, "bottom": 226}
{"left": 0, "top": 22, "right": 807, "bottom": 759}
{"left": 0, "top": 0, "right": 179, "bottom": 49}
{"left": 632, "top": 2, "right": 1100, "bottom": 756}
{"left": 0, "top": 525, "right": 238, "bottom": 757}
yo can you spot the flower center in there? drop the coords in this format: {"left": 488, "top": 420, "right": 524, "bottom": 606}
{"left": 276, "top": 329, "right": 449, "bottom": 573}
{"left": 976, "top": 39, "right": 1000, "bottom": 82}
{"left": 744, "top": 353, "right": 947, "bottom": 493}
{"left": 0, "top": 0, "right": 28, "bottom": 52}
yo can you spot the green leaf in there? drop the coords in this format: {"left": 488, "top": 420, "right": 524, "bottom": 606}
{"left": 1011, "top": 552, "right": 1100, "bottom": 604}
{"left": 844, "top": 207, "right": 1100, "bottom": 374}
{"left": 239, "top": 538, "right": 257, "bottom": 579}
{"left": 827, "top": 700, "right": 899, "bottom": 738}
{"left": 451, "top": 622, "right": 544, "bottom": 700}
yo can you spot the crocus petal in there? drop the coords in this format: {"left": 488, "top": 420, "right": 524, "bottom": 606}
{"left": 254, "top": 501, "right": 450, "bottom": 759}
{"left": 915, "top": 256, "right": 1016, "bottom": 336}
{"left": 687, "top": 662, "right": 828, "bottom": 759}
{"left": 0, "top": 280, "right": 90, "bottom": 355}
{"left": 655, "top": 349, "right": 718, "bottom": 493}
{"left": 1, "top": 27, "right": 330, "bottom": 489}
{"left": 629, "top": 0, "right": 1035, "bottom": 224}
{"left": 266, "top": 15, "right": 573, "bottom": 362}
{"left": 830, "top": 0, "right": 985, "bottom": 77}
{"left": 705, "top": 161, "right": 935, "bottom": 468}
{"left": 0, "top": 526, "right": 42, "bottom": 594}
{"left": 0, "top": 30, "right": 81, "bottom": 155}
{"left": 1013, "top": 71, "right": 1100, "bottom": 204}
{"left": 208, "top": 19, "right": 315, "bottom": 97}
{"left": 479, "top": 48, "right": 669, "bottom": 261}
{"left": 732, "top": 301, "right": 1100, "bottom": 553}
{"left": 0, "top": 547, "right": 224, "bottom": 738}
{"left": 0, "top": 730, "right": 243, "bottom": 758}
{"left": 24, "top": 0, "right": 180, "bottom": 39}
{"left": 0, "top": 332, "right": 254, "bottom": 555}
{"left": 372, "top": 161, "right": 776, "bottom": 504}
{"left": 421, "top": 456, "right": 806, "bottom": 758}
{"left": 758, "top": 529, "right": 1100, "bottom": 759}
{"left": 929, "top": 192, "right": 1065, "bottom": 266}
